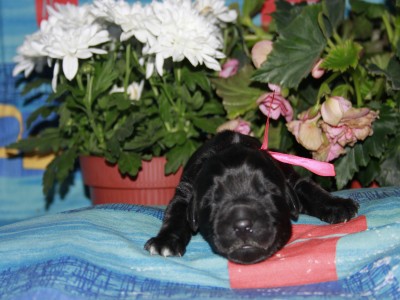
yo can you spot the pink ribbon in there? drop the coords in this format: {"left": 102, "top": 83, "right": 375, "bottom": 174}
{"left": 260, "top": 92, "right": 335, "bottom": 177}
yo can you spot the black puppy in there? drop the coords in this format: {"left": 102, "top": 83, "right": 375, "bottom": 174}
{"left": 145, "top": 131, "right": 359, "bottom": 264}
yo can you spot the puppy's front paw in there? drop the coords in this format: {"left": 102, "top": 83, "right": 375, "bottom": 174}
{"left": 320, "top": 197, "right": 360, "bottom": 224}
{"left": 144, "top": 235, "right": 186, "bottom": 257}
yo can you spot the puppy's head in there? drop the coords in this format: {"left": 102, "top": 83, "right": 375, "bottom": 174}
{"left": 188, "top": 146, "right": 298, "bottom": 264}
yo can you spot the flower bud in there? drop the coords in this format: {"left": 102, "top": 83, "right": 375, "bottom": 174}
{"left": 217, "top": 119, "right": 252, "bottom": 135}
{"left": 311, "top": 59, "right": 325, "bottom": 79}
{"left": 251, "top": 40, "right": 273, "bottom": 69}
{"left": 81, "top": 63, "right": 95, "bottom": 75}
{"left": 219, "top": 59, "right": 240, "bottom": 78}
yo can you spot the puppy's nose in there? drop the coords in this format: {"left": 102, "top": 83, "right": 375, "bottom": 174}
{"left": 234, "top": 219, "right": 253, "bottom": 233}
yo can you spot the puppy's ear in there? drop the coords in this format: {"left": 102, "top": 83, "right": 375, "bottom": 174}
{"left": 285, "top": 183, "right": 300, "bottom": 221}
{"left": 187, "top": 196, "right": 199, "bottom": 232}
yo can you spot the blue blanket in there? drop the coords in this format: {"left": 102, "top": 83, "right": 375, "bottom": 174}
{"left": 1, "top": 187, "right": 400, "bottom": 299}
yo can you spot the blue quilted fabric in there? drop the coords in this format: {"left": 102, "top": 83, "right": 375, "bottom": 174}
{"left": 0, "top": 187, "right": 400, "bottom": 299}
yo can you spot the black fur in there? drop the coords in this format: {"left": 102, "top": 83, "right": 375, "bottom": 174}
{"left": 144, "top": 131, "right": 359, "bottom": 264}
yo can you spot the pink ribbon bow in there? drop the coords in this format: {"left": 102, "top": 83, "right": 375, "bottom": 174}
{"left": 261, "top": 93, "right": 335, "bottom": 177}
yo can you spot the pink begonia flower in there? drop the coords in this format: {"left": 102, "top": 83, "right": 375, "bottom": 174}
{"left": 313, "top": 139, "right": 346, "bottom": 162}
{"left": 317, "top": 107, "right": 378, "bottom": 162}
{"left": 217, "top": 119, "right": 252, "bottom": 135}
{"left": 268, "top": 83, "right": 281, "bottom": 94}
{"left": 287, "top": 94, "right": 379, "bottom": 162}
{"left": 321, "top": 108, "right": 379, "bottom": 147}
{"left": 321, "top": 96, "right": 352, "bottom": 126}
{"left": 251, "top": 40, "right": 273, "bottom": 69}
{"left": 311, "top": 59, "right": 325, "bottom": 79}
{"left": 219, "top": 59, "right": 240, "bottom": 78}
{"left": 257, "top": 92, "right": 293, "bottom": 122}
{"left": 286, "top": 113, "right": 324, "bottom": 151}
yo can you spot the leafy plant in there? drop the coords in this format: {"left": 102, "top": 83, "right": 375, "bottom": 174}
{"left": 9, "top": 0, "right": 236, "bottom": 198}
{"left": 215, "top": 0, "right": 400, "bottom": 189}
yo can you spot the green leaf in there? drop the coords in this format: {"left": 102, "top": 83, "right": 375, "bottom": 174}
{"left": 181, "top": 67, "right": 211, "bottom": 93}
{"left": 349, "top": 0, "right": 386, "bottom": 18}
{"left": 396, "top": 40, "right": 400, "bottom": 59}
{"left": 187, "top": 91, "right": 204, "bottom": 110}
{"left": 195, "top": 100, "right": 225, "bottom": 116}
{"left": 242, "top": 0, "right": 264, "bottom": 18}
{"left": 334, "top": 146, "right": 360, "bottom": 189}
{"left": 20, "top": 77, "right": 51, "bottom": 96}
{"left": 58, "top": 103, "right": 72, "bottom": 130}
{"left": 26, "top": 105, "right": 56, "bottom": 128}
{"left": 385, "top": 58, "right": 400, "bottom": 90}
{"left": 105, "top": 135, "right": 121, "bottom": 159}
{"left": 123, "top": 122, "right": 165, "bottom": 151}
{"left": 357, "top": 158, "right": 381, "bottom": 186}
{"left": 334, "top": 104, "right": 398, "bottom": 188}
{"left": 377, "top": 137, "right": 400, "bottom": 186}
{"left": 213, "top": 64, "right": 263, "bottom": 118}
{"left": 322, "top": 0, "right": 345, "bottom": 30}
{"left": 115, "top": 115, "right": 136, "bottom": 142}
{"left": 92, "top": 59, "right": 119, "bottom": 100}
{"left": 353, "top": 15, "right": 373, "bottom": 40}
{"left": 43, "top": 148, "right": 77, "bottom": 196}
{"left": 192, "top": 116, "right": 223, "bottom": 134}
{"left": 273, "top": 1, "right": 304, "bottom": 32}
{"left": 165, "top": 140, "right": 198, "bottom": 174}
{"left": 8, "top": 127, "right": 61, "bottom": 154}
{"left": 321, "top": 41, "right": 363, "bottom": 72}
{"left": 252, "top": 5, "right": 327, "bottom": 88}
{"left": 158, "top": 89, "right": 174, "bottom": 123}
{"left": 117, "top": 151, "right": 142, "bottom": 177}
{"left": 46, "top": 83, "right": 69, "bottom": 103}
{"left": 332, "top": 84, "right": 353, "bottom": 98}
{"left": 163, "top": 131, "right": 186, "bottom": 148}
{"left": 104, "top": 109, "right": 120, "bottom": 131}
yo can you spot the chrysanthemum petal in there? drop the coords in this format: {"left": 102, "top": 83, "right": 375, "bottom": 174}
{"left": 62, "top": 55, "right": 79, "bottom": 80}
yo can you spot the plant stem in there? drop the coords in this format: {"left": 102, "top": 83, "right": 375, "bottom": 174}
{"left": 333, "top": 31, "right": 343, "bottom": 44}
{"left": 316, "top": 73, "right": 339, "bottom": 105}
{"left": 85, "top": 74, "right": 105, "bottom": 150}
{"left": 148, "top": 76, "right": 159, "bottom": 97}
{"left": 175, "top": 65, "right": 181, "bottom": 85}
{"left": 86, "top": 73, "right": 94, "bottom": 107}
{"left": 124, "top": 43, "right": 132, "bottom": 94}
{"left": 382, "top": 12, "right": 394, "bottom": 46}
{"left": 76, "top": 73, "right": 84, "bottom": 91}
{"left": 327, "top": 38, "right": 336, "bottom": 50}
{"left": 351, "top": 70, "right": 362, "bottom": 107}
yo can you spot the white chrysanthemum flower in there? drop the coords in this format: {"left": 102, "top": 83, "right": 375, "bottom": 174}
{"left": 110, "top": 80, "right": 144, "bottom": 101}
{"left": 13, "top": 2, "right": 110, "bottom": 88}
{"left": 47, "top": 3, "right": 96, "bottom": 28}
{"left": 44, "top": 23, "right": 110, "bottom": 81}
{"left": 92, "top": 0, "right": 119, "bottom": 21}
{"left": 93, "top": 0, "right": 158, "bottom": 44}
{"left": 194, "top": 0, "right": 238, "bottom": 24}
{"left": 13, "top": 32, "right": 48, "bottom": 77}
{"left": 145, "top": 0, "right": 225, "bottom": 76}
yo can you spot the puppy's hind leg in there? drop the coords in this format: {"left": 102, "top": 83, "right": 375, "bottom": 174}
{"left": 294, "top": 178, "right": 359, "bottom": 224}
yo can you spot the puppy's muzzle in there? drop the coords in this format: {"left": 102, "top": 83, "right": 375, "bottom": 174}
{"left": 228, "top": 245, "right": 268, "bottom": 264}
{"left": 223, "top": 205, "right": 270, "bottom": 264}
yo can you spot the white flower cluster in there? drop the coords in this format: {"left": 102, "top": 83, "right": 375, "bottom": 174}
{"left": 93, "top": 0, "right": 237, "bottom": 76}
{"left": 14, "top": 3, "right": 110, "bottom": 90}
{"left": 13, "top": 0, "right": 237, "bottom": 90}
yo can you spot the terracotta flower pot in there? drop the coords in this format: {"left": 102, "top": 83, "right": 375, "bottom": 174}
{"left": 79, "top": 156, "right": 182, "bottom": 205}
{"left": 349, "top": 180, "right": 379, "bottom": 189}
